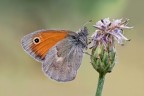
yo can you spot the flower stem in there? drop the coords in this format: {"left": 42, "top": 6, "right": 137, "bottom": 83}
{"left": 95, "top": 73, "right": 106, "bottom": 96}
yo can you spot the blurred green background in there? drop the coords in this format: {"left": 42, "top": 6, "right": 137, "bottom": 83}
{"left": 0, "top": 0, "right": 143, "bottom": 96}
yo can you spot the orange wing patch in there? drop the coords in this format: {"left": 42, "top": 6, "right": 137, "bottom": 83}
{"left": 31, "top": 30, "right": 68, "bottom": 60}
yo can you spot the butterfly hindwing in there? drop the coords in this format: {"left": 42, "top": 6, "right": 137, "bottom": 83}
{"left": 42, "top": 35, "right": 84, "bottom": 82}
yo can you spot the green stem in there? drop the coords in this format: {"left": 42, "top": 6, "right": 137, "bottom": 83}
{"left": 95, "top": 73, "right": 106, "bottom": 96}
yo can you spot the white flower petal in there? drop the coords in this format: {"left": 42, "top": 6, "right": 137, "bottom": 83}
{"left": 114, "top": 29, "right": 129, "bottom": 41}
{"left": 96, "top": 21, "right": 103, "bottom": 27}
{"left": 120, "top": 25, "right": 133, "bottom": 29}
{"left": 112, "top": 35, "right": 124, "bottom": 44}
{"left": 103, "top": 18, "right": 111, "bottom": 26}
{"left": 113, "top": 19, "right": 122, "bottom": 24}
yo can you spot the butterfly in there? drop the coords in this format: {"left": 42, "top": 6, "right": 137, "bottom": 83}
{"left": 21, "top": 27, "right": 88, "bottom": 82}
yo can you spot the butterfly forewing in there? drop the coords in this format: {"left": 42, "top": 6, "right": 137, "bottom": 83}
{"left": 21, "top": 30, "right": 68, "bottom": 62}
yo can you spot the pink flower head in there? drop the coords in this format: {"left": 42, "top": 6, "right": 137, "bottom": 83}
{"left": 91, "top": 18, "right": 132, "bottom": 48}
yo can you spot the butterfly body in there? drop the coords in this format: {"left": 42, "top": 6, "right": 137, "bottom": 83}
{"left": 21, "top": 27, "right": 88, "bottom": 82}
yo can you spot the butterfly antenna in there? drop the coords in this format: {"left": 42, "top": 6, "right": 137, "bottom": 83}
{"left": 82, "top": 20, "right": 92, "bottom": 28}
{"left": 77, "top": 20, "right": 92, "bottom": 32}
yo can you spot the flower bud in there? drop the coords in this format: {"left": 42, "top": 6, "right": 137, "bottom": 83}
{"left": 91, "top": 41, "right": 116, "bottom": 74}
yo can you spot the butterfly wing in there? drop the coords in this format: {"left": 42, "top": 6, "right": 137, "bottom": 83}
{"left": 42, "top": 34, "right": 86, "bottom": 82}
{"left": 21, "top": 27, "right": 88, "bottom": 82}
{"left": 21, "top": 29, "right": 68, "bottom": 62}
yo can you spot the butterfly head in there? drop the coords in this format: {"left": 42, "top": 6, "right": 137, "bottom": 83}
{"left": 77, "top": 27, "right": 88, "bottom": 48}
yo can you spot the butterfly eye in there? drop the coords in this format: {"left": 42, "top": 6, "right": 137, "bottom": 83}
{"left": 71, "top": 36, "right": 76, "bottom": 39}
{"left": 33, "top": 37, "right": 40, "bottom": 44}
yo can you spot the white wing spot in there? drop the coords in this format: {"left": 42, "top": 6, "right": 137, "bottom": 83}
{"left": 56, "top": 57, "right": 64, "bottom": 62}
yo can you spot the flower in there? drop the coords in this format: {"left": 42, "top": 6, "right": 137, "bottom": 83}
{"left": 92, "top": 18, "right": 132, "bottom": 48}
{"left": 90, "top": 18, "right": 133, "bottom": 74}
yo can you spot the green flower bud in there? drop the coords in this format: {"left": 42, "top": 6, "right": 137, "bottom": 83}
{"left": 91, "top": 44, "right": 116, "bottom": 74}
